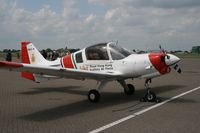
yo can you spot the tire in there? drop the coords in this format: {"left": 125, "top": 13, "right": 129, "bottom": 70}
{"left": 88, "top": 89, "right": 100, "bottom": 103}
{"left": 140, "top": 97, "right": 146, "bottom": 102}
{"left": 124, "top": 84, "right": 135, "bottom": 95}
{"left": 155, "top": 98, "right": 162, "bottom": 103}
{"left": 145, "top": 91, "right": 156, "bottom": 102}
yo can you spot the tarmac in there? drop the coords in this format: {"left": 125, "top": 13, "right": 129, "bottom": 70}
{"left": 0, "top": 58, "right": 200, "bottom": 133}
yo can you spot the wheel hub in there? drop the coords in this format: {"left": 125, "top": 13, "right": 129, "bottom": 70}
{"left": 90, "top": 94, "right": 95, "bottom": 100}
{"left": 147, "top": 94, "right": 153, "bottom": 100}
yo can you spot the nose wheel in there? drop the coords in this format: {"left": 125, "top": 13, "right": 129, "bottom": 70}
{"left": 140, "top": 79, "right": 162, "bottom": 103}
{"left": 144, "top": 91, "right": 156, "bottom": 102}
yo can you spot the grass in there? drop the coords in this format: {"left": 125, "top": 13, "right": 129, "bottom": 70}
{"left": 0, "top": 53, "right": 4, "bottom": 58}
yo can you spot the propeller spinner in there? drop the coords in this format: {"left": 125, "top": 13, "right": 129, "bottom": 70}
{"left": 159, "top": 45, "right": 182, "bottom": 74}
{"left": 164, "top": 54, "right": 181, "bottom": 74}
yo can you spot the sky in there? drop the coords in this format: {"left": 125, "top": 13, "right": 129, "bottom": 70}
{"left": 0, "top": 0, "right": 200, "bottom": 51}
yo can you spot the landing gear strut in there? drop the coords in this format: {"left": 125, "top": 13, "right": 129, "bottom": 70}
{"left": 118, "top": 80, "right": 135, "bottom": 95}
{"left": 140, "top": 79, "right": 162, "bottom": 103}
{"left": 88, "top": 81, "right": 107, "bottom": 103}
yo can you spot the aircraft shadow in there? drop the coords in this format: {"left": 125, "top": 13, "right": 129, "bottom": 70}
{"left": 19, "top": 84, "right": 195, "bottom": 122}
{"left": 19, "top": 86, "right": 82, "bottom": 95}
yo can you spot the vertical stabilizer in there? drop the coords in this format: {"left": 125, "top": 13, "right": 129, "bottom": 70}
{"left": 21, "top": 42, "right": 49, "bottom": 82}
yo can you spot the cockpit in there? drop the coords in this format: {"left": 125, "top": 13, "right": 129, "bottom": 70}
{"left": 85, "top": 42, "right": 132, "bottom": 60}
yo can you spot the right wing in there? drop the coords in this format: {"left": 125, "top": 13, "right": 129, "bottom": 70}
{"left": 0, "top": 61, "right": 122, "bottom": 82}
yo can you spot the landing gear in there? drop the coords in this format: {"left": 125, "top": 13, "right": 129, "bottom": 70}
{"left": 88, "top": 89, "right": 100, "bottom": 103}
{"left": 87, "top": 81, "right": 107, "bottom": 103}
{"left": 140, "top": 79, "right": 162, "bottom": 103}
{"left": 144, "top": 91, "right": 156, "bottom": 102}
{"left": 118, "top": 80, "right": 135, "bottom": 95}
{"left": 124, "top": 84, "right": 135, "bottom": 95}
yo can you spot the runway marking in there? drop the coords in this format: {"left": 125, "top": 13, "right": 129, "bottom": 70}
{"left": 89, "top": 86, "right": 200, "bottom": 133}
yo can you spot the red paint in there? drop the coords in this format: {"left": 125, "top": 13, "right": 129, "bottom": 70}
{"left": 21, "top": 42, "right": 31, "bottom": 64}
{"left": 62, "top": 54, "right": 74, "bottom": 68}
{"left": 149, "top": 53, "right": 170, "bottom": 75}
{"left": 21, "top": 42, "right": 35, "bottom": 81}
{"left": 0, "top": 61, "right": 23, "bottom": 68}
{"left": 21, "top": 72, "right": 35, "bottom": 81}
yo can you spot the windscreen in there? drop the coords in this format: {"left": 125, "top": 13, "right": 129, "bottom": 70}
{"left": 109, "top": 44, "right": 132, "bottom": 60}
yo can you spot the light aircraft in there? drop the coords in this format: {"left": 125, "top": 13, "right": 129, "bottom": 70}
{"left": 0, "top": 42, "right": 181, "bottom": 103}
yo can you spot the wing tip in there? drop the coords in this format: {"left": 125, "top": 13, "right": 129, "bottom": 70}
{"left": 0, "top": 61, "right": 23, "bottom": 68}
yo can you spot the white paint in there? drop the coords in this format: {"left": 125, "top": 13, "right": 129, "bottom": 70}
{"left": 89, "top": 86, "right": 200, "bottom": 133}
{"left": 27, "top": 43, "right": 60, "bottom": 66}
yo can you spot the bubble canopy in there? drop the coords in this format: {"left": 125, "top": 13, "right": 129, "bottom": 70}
{"left": 85, "top": 42, "right": 132, "bottom": 60}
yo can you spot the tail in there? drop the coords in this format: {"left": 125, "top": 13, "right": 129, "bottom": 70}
{"left": 21, "top": 42, "right": 49, "bottom": 65}
{"left": 21, "top": 42, "right": 56, "bottom": 82}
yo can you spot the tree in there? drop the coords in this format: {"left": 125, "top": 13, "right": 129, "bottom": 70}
{"left": 46, "top": 48, "right": 52, "bottom": 52}
{"left": 3, "top": 49, "right": 8, "bottom": 53}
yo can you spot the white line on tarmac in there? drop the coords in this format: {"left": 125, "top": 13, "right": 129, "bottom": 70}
{"left": 89, "top": 86, "right": 200, "bottom": 133}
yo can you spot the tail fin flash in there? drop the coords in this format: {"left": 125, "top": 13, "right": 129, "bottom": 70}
{"left": 21, "top": 42, "right": 49, "bottom": 82}
{"left": 21, "top": 42, "right": 48, "bottom": 65}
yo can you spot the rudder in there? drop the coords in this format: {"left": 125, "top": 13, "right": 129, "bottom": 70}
{"left": 21, "top": 42, "right": 49, "bottom": 82}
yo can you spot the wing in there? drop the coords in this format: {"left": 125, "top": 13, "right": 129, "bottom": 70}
{"left": 0, "top": 61, "right": 122, "bottom": 81}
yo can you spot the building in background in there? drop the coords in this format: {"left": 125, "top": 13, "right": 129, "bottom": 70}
{"left": 191, "top": 46, "right": 200, "bottom": 54}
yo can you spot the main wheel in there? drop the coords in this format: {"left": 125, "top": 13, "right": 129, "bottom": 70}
{"left": 88, "top": 89, "right": 100, "bottom": 103}
{"left": 124, "top": 84, "right": 135, "bottom": 95}
{"left": 144, "top": 91, "right": 156, "bottom": 102}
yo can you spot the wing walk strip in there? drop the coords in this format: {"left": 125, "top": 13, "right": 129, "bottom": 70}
{"left": 89, "top": 86, "right": 200, "bottom": 133}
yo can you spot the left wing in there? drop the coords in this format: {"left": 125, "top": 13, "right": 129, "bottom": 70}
{"left": 0, "top": 61, "right": 122, "bottom": 82}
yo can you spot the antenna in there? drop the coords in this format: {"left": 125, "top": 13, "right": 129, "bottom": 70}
{"left": 116, "top": 40, "right": 118, "bottom": 44}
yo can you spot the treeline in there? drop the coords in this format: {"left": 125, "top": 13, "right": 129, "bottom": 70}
{"left": 0, "top": 49, "right": 20, "bottom": 53}
{"left": 0, "top": 48, "right": 80, "bottom": 60}
{"left": 0, "top": 48, "right": 79, "bottom": 53}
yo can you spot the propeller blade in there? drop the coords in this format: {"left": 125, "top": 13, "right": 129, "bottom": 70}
{"left": 177, "top": 68, "right": 182, "bottom": 73}
{"left": 159, "top": 45, "right": 162, "bottom": 50}
{"left": 174, "top": 64, "right": 178, "bottom": 70}
{"left": 173, "top": 64, "right": 181, "bottom": 74}
{"left": 159, "top": 45, "right": 170, "bottom": 59}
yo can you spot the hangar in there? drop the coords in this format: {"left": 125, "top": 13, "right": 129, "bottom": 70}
{"left": 191, "top": 46, "right": 200, "bottom": 54}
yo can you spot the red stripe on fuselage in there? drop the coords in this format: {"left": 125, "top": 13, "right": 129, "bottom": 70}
{"left": 149, "top": 53, "right": 170, "bottom": 75}
{"left": 21, "top": 42, "right": 35, "bottom": 81}
{"left": 62, "top": 54, "right": 74, "bottom": 69}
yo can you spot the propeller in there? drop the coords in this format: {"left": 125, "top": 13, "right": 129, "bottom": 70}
{"left": 174, "top": 64, "right": 182, "bottom": 74}
{"left": 159, "top": 45, "right": 181, "bottom": 74}
{"left": 159, "top": 45, "right": 170, "bottom": 59}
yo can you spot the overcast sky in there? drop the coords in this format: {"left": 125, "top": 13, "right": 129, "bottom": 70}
{"left": 0, "top": 0, "right": 200, "bottom": 51}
